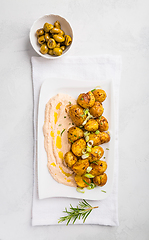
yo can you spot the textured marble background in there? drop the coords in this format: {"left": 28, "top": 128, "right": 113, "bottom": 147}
{"left": 0, "top": 0, "right": 149, "bottom": 239}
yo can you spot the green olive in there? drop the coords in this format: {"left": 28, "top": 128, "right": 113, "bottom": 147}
{"left": 50, "top": 27, "right": 61, "bottom": 34}
{"left": 40, "top": 44, "right": 48, "bottom": 54}
{"left": 47, "top": 38, "right": 56, "bottom": 49}
{"left": 44, "top": 33, "right": 50, "bottom": 42}
{"left": 43, "top": 23, "right": 53, "bottom": 32}
{"left": 53, "top": 34, "right": 65, "bottom": 43}
{"left": 54, "top": 20, "right": 61, "bottom": 29}
{"left": 48, "top": 49, "right": 54, "bottom": 55}
{"left": 36, "top": 28, "right": 44, "bottom": 36}
{"left": 53, "top": 47, "right": 63, "bottom": 56}
{"left": 38, "top": 35, "right": 45, "bottom": 45}
{"left": 61, "top": 45, "right": 66, "bottom": 51}
{"left": 65, "top": 35, "right": 72, "bottom": 46}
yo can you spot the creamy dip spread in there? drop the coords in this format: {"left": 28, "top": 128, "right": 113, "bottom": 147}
{"left": 43, "top": 93, "right": 77, "bottom": 187}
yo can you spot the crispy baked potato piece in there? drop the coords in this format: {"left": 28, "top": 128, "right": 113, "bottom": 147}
{"left": 72, "top": 159, "right": 89, "bottom": 175}
{"left": 69, "top": 104, "right": 86, "bottom": 126}
{"left": 77, "top": 91, "right": 95, "bottom": 108}
{"left": 96, "top": 116, "right": 109, "bottom": 132}
{"left": 92, "top": 89, "right": 106, "bottom": 102}
{"left": 71, "top": 138, "right": 86, "bottom": 157}
{"left": 75, "top": 175, "right": 91, "bottom": 188}
{"left": 100, "top": 132, "right": 110, "bottom": 144}
{"left": 84, "top": 119, "right": 98, "bottom": 132}
{"left": 89, "top": 101, "right": 104, "bottom": 118}
{"left": 68, "top": 127, "right": 84, "bottom": 143}
{"left": 88, "top": 146, "right": 104, "bottom": 162}
{"left": 93, "top": 173, "right": 107, "bottom": 186}
{"left": 90, "top": 161, "right": 107, "bottom": 176}
{"left": 64, "top": 151, "right": 78, "bottom": 168}
{"left": 88, "top": 133, "right": 101, "bottom": 146}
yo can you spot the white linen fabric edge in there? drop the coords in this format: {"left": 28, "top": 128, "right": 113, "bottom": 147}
{"left": 31, "top": 55, "right": 122, "bottom": 226}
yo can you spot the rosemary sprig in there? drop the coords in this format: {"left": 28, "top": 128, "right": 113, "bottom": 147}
{"left": 58, "top": 199, "right": 98, "bottom": 225}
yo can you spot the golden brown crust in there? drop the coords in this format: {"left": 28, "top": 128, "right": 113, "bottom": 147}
{"left": 100, "top": 132, "right": 110, "bottom": 144}
{"left": 90, "top": 161, "right": 107, "bottom": 176}
{"left": 77, "top": 91, "right": 95, "bottom": 108}
{"left": 88, "top": 146, "right": 104, "bottom": 162}
{"left": 96, "top": 116, "right": 109, "bottom": 132}
{"left": 92, "top": 89, "right": 106, "bottom": 102}
{"left": 64, "top": 151, "right": 78, "bottom": 168}
{"left": 71, "top": 138, "right": 86, "bottom": 157}
{"left": 68, "top": 127, "right": 84, "bottom": 143}
{"left": 75, "top": 175, "right": 91, "bottom": 188}
{"left": 84, "top": 119, "right": 98, "bottom": 132}
{"left": 89, "top": 101, "right": 104, "bottom": 118}
{"left": 88, "top": 133, "right": 101, "bottom": 146}
{"left": 69, "top": 105, "right": 86, "bottom": 126}
{"left": 72, "top": 159, "right": 89, "bottom": 175}
{"left": 93, "top": 173, "right": 107, "bottom": 186}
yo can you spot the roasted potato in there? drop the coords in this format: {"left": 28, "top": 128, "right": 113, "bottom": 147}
{"left": 96, "top": 116, "right": 109, "bottom": 132}
{"left": 84, "top": 119, "right": 98, "bottom": 132}
{"left": 77, "top": 91, "right": 95, "bottom": 108}
{"left": 88, "top": 133, "right": 101, "bottom": 146}
{"left": 71, "top": 138, "right": 86, "bottom": 157}
{"left": 88, "top": 146, "right": 104, "bottom": 162}
{"left": 93, "top": 173, "right": 107, "bottom": 186}
{"left": 75, "top": 175, "right": 91, "bottom": 188}
{"left": 89, "top": 101, "right": 104, "bottom": 118}
{"left": 72, "top": 159, "right": 89, "bottom": 175}
{"left": 64, "top": 151, "right": 77, "bottom": 168}
{"left": 92, "top": 89, "right": 106, "bottom": 102}
{"left": 69, "top": 104, "right": 86, "bottom": 126}
{"left": 100, "top": 132, "right": 110, "bottom": 144}
{"left": 68, "top": 127, "right": 84, "bottom": 143}
{"left": 90, "top": 161, "right": 107, "bottom": 176}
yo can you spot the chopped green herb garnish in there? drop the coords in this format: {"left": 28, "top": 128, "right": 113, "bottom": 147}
{"left": 100, "top": 122, "right": 103, "bottom": 125}
{"left": 91, "top": 89, "right": 96, "bottom": 92}
{"left": 76, "top": 188, "right": 85, "bottom": 193}
{"left": 81, "top": 98, "right": 84, "bottom": 100}
{"left": 58, "top": 124, "right": 62, "bottom": 126}
{"left": 101, "top": 190, "right": 106, "bottom": 193}
{"left": 95, "top": 130, "right": 100, "bottom": 135}
{"left": 106, "top": 148, "right": 109, "bottom": 150}
{"left": 83, "top": 179, "right": 90, "bottom": 186}
{"left": 61, "top": 129, "right": 66, "bottom": 136}
{"left": 84, "top": 173, "right": 95, "bottom": 178}
{"left": 69, "top": 123, "right": 71, "bottom": 125}
{"left": 64, "top": 116, "right": 66, "bottom": 118}
{"left": 69, "top": 101, "right": 71, "bottom": 104}
{"left": 92, "top": 161, "right": 99, "bottom": 165}
{"left": 103, "top": 157, "right": 106, "bottom": 159}
{"left": 74, "top": 135, "right": 77, "bottom": 137}
{"left": 70, "top": 140, "right": 74, "bottom": 144}
{"left": 83, "top": 180, "right": 96, "bottom": 190}
{"left": 99, "top": 116, "right": 102, "bottom": 120}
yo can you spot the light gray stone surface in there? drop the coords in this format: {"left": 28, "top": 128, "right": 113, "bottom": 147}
{"left": 0, "top": 0, "right": 149, "bottom": 239}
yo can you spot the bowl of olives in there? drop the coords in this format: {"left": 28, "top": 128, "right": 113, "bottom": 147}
{"left": 30, "top": 14, "right": 73, "bottom": 59}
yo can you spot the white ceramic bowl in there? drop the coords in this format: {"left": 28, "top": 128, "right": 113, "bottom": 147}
{"left": 29, "top": 14, "right": 73, "bottom": 59}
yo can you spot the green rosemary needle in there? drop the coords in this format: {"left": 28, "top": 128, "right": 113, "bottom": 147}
{"left": 58, "top": 199, "right": 98, "bottom": 225}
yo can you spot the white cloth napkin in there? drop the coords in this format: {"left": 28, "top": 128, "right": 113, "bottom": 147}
{"left": 31, "top": 55, "right": 121, "bottom": 226}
